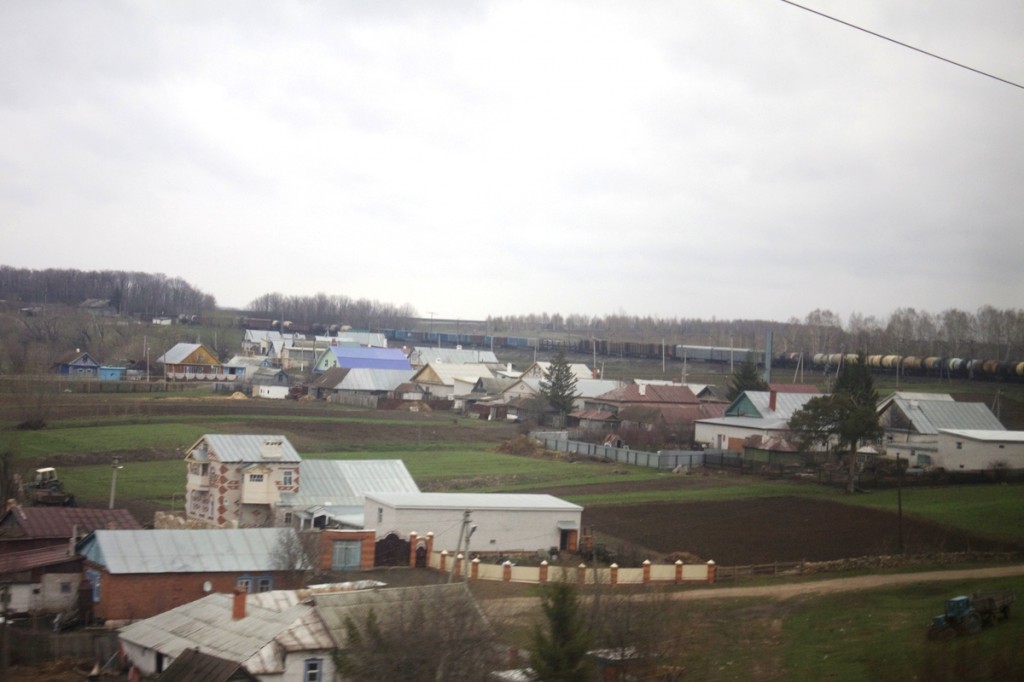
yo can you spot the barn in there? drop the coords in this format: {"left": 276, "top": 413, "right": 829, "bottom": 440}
{"left": 935, "top": 429, "right": 1024, "bottom": 472}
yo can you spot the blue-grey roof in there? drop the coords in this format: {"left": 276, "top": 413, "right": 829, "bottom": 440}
{"left": 939, "top": 429, "right": 1024, "bottom": 442}
{"left": 366, "top": 492, "right": 582, "bottom": 512}
{"left": 279, "top": 459, "right": 419, "bottom": 510}
{"left": 81, "top": 528, "right": 294, "bottom": 574}
{"left": 329, "top": 346, "right": 411, "bottom": 370}
{"left": 186, "top": 435, "right": 301, "bottom": 463}
{"left": 889, "top": 397, "right": 1005, "bottom": 434}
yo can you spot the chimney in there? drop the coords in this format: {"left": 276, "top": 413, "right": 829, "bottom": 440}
{"left": 260, "top": 438, "right": 283, "bottom": 460}
{"left": 232, "top": 587, "right": 247, "bottom": 620}
{"left": 638, "top": 384, "right": 646, "bottom": 396}
{"left": 769, "top": 390, "right": 777, "bottom": 412}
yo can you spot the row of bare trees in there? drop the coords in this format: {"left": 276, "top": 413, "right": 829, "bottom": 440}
{"left": 488, "top": 306, "right": 1024, "bottom": 362}
{"left": 0, "top": 266, "right": 215, "bottom": 316}
{"left": 246, "top": 292, "right": 416, "bottom": 330}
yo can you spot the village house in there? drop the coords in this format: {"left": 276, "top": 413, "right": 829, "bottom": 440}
{"left": 156, "top": 342, "right": 227, "bottom": 381}
{"left": 184, "top": 434, "right": 301, "bottom": 528}
{"left": 78, "top": 527, "right": 307, "bottom": 622}
{"left": 406, "top": 345, "right": 501, "bottom": 368}
{"left": 0, "top": 503, "right": 142, "bottom": 552}
{"left": 877, "top": 392, "right": 1006, "bottom": 467}
{"left": 51, "top": 349, "right": 101, "bottom": 378}
{"left": 694, "top": 389, "right": 821, "bottom": 451}
{"left": 118, "top": 585, "right": 340, "bottom": 679}
{"left": 409, "top": 362, "right": 496, "bottom": 400}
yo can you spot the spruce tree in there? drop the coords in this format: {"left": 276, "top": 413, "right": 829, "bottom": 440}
{"left": 539, "top": 350, "right": 580, "bottom": 426}
{"left": 529, "top": 581, "right": 593, "bottom": 682}
{"left": 726, "top": 360, "right": 768, "bottom": 401}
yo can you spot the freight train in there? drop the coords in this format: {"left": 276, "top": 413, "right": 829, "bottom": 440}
{"left": 774, "top": 351, "right": 1024, "bottom": 380}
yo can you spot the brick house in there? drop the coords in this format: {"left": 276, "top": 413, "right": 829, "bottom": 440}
{"left": 77, "top": 528, "right": 304, "bottom": 623}
{"left": 185, "top": 435, "right": 301, "bottom": 528}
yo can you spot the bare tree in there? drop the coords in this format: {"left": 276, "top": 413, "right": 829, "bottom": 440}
{"left": 271, "top": 529, "right": 321, "bottom": 588}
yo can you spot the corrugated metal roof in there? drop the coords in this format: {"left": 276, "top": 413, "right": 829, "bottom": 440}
{"left": 0, "top": 544, "right": 80, "bottom": 574}
{"left": 119, "top": 591, "right": 335, "bottom": 674}
{"left": 336, "top": 368, "right": 416, "bottom": 392}
{"left": 82, "top": 528, "right": 293, "bottom": 574}
{"left": 727, "top": 391, "right": 819, "bottom": 420}
{"left": 414, "top": 363, "right": 495, "bottom": 385}
{"left": 156, "top": 648, "right": 259, "bottom": 682}
{"left": 2, "top": 506, "right": 142, "bottom": 539}
{"left": 329, "top": 346, "right": 411, "bottom": 370}
{"left": 939, "top": 429, "right": 1024, "bottom": 442}
{"left": 156, "top": 343, "right": 202, "bottom": 365}
{"left": 408, "top": 347, "right": 499, "bottom": 365}
{"left": 893, "top": 398, "right": 1005, "bottom": 434}
{"left": 279, "top": 460, "right": 419, "bottom": 510}
{"left": 187, "top": 435, "right": 301, "bottom": 463}
{"left": 365, "top": 492, "right": 582, "bottom": 512}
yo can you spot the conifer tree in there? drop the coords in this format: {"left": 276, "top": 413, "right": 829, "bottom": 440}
{"left": 726, "top": 360, "right": 768, "bottom": 401}
{"left": 539, "top": 350, "right": 580, "bottom": 426}
{"left": 529, "top": 581, "right": 593, "bottom": 682}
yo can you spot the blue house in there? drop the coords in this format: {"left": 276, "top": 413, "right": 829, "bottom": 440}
{"left": 99, "top": 366, "right": 126, "bottom": 381}
{"left": 52, "top": 350, "right": 101, "bottom": 378}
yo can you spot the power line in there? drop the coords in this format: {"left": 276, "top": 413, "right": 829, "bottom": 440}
{"left": 780, "top": 0, "right": 1024, "bottom": 91}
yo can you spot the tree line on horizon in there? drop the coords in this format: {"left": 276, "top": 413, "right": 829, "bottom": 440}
{"left": 2, "top": 266, "right": 1022, "bottom": 364}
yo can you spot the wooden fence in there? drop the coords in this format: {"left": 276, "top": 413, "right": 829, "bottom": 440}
{"left": 7, "top": 625, "right": 120, "bottom": 666}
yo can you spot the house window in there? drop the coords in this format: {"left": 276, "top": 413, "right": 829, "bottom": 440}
{"left": 60, "top": 582, "right": 72, "bottom": 594}
{"left": 377, "top": 507, "right": 383, "bottom": 523}
{"left": 283, "top": 470, "right": 293, "bottom": 486}
{"left": 237, "top": 578, "right": 252, "bottom": 593}
{"left": 257, "top": 577, "right": 273, "bottom": 593}
{"left": 284, "top": 512, "right": 293, "bottom": 525}
{"left": 249, "top": 473, "right": 264, "bottom": 483}
{"left": 955, "top": 442, "right": 963, "bottom": 450}
{"left": 331, "top": 540, "right": 362, "bottom": 571}
{"left": 304, "top": 658, "right": 323, "bottom": 682}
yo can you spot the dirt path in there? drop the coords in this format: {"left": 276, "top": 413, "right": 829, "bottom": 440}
{"left": 478, "top": 564, "right": 1024, "bottom": 618}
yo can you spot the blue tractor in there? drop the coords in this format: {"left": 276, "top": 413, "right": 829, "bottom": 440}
{"left": 927, "top": 592, "right": 1014, "bottom": 640}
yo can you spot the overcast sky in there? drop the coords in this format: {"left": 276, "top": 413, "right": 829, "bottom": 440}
{"left": 2, "top": 1, "right": 1022, "bottom": 324}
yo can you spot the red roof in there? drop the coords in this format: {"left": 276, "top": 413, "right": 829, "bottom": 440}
{"left": 1, "top": 506, "right": 142, "bottom": 539}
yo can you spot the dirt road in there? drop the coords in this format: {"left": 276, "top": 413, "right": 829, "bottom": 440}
{"left": 478, "top": 564, "right": 1024, "bottom": 618}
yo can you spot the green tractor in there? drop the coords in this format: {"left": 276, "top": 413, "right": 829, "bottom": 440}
{"left": 927, "top": 592, "right": 1015, "bottom": 641}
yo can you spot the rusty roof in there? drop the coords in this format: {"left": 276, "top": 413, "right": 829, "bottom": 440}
{"left": 0, "top": 506, "right": 141, "bottom": 539}
{"left": 0, "top": 544, "right": 82, "bottom": 575}
{"left": 595, "top": 383, "right": 699, "bottom": 405}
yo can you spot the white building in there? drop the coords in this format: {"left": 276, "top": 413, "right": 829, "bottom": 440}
{"left": 934, "top": 430, "right": 1024, "bottom": 472}
{"left": 364, "top": 492, "right": 583, "bottom": 554}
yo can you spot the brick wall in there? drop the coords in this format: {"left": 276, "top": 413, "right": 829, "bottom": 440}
{"left": 87, "top": 566, "right": 293, "bottom": 622}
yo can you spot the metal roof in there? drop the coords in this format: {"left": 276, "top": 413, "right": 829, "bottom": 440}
{"left": 1, "top": 506, "right": 142, "bottom": 539}
{"left": 81, "top": 528, "right": 293, "bottom": 574}
{"left": 726, "top": 391, "right": 819, "bottom": 420}
{"left": 939, "top": 429, "right": 1024, "bottom": 442}
{"left": 365, "top": 492, "right": 582, "bottom": 512}
{"left": 186, "top": 435, "right": 301, "bottom": 463}
{"left": 328, "top": 346, "right": 411, "bottom": 370}
{"left": 118, "top": 591, "right": 335, "bottom": 674}
{"left": 279, "top": 460, "right": 419, "bottom": 510}
{"left": 156, "top": 343, "right": 202, "bottom": 365}
{"left": 413, "top": 363, "right": 495, "bottom": 385}
{"left": 408, "top": 347, "right": 499, "bottom": 365}
{"left": 889, "top": 397, "right": 1005, "bottom": 434}
{"left": 334, "top": 368, "right": 416, "bottom": 392}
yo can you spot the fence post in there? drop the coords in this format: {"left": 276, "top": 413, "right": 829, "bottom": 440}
{"left": 440, "top": 550, "right": 448, "bottom": 572}
{"left": 642, "top": 560, "right": 651, "bottom": 585}
{"left": 503, "top": 561, "right": 512, "bottom": 582}
{"left": 454, "top": 554, "right": 464, "bottom": 579}
{"left": 471, "top": 558, "right": 480, "bottom": 580}
{"left": 539, "top": 560, "right": 548, "bottom": 584}
{"left": 674, "top": 559, "right": 683, "bottom": 584}
{"left": 610, "top": 563, "right": 619, "bottom": 587}
{"left": 706, "top": 560, "right": 716, "bottom": 583}
{"left": 408, "top": 532, "right": 418, "bottom": 567}
{"left": 577, "top": 563, "right": 587, "bottom": 586}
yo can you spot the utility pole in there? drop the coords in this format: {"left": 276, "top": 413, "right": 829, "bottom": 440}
{"left": 448, "top": 510, "right": 472, "bottom": 583}
{"left": 109, "top": 457, "right": 124, "bottom": 509}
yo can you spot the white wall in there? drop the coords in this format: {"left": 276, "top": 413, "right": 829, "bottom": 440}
{"left": 257, "top": 385, "right": 290, "bottom": 399}
{"left": 936, "top": 433, "right": 1024, "bottom": 471}
{"left": 367, "top": 501, "right": 580, "bottom": 554}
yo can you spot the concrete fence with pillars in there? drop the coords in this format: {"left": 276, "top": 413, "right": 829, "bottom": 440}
{"left": 425, "top": 550, "right": 716, "bottom": 585}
